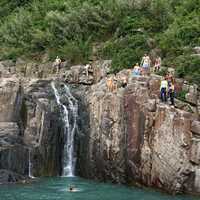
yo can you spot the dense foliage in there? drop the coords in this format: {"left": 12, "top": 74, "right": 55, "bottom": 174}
{"left": 0, "top": 0, "right": 199, "bottom": 84}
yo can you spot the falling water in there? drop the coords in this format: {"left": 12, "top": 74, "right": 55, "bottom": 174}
{"left": 51, "top": 82, "right": 78, "bottom": 177}
{"left": 28, "top": 149, "right": 34, "bottom": 179}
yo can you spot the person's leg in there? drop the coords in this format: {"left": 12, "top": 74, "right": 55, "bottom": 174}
{"left": 160, "top": 88, "right": 164, "bottom": 102}
{"left": 170, "top": 92, "right": 174, "bottom": 105}
{"left": 164, "top": 88, "right": 167, "bottom": 102}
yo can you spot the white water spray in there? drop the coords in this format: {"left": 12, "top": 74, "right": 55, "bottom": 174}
{"left": 28, "top": 149, "right": 34, "bottom": 179}
{"left": 51, "top": 82, "right": 78, "bottom": 177}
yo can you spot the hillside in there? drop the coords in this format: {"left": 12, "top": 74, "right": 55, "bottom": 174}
{"left": 0, "top": 0, "right": 199, "bottom": 84}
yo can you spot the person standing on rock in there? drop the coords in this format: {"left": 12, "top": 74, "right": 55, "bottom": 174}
{"left": 168, "top": 82, "right": 175, "bottom": 106}
{"left": 53, "top": 56, "right": 61, "bottom": 74}
{"left": 140, "top": 54, "right": 151, "bottom": 75}
{"left": 160, "top": 77, "right": 168, "bottom": 103}
{"left": 84, "top": 64, "right": 90, "bottom": 77}
{"left": 154, "top": 56, "right": 161, "bottom": 72}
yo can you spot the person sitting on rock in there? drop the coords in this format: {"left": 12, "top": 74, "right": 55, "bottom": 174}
{"left": 106, "top": 76, "right": 117, "bottom": 92}
{"left": 154, "top": 56, "right": 161, "bottom": 72}
{"left": 132, "top": 63, "right": 141, "bottom": 76}
{"left": 140, "top": 54, "right": 151, "bottom": 75}
{"left": 168, "top": 82, "right": 175, "bottom": 106}
{"left": 160, "top": 77, "right": 168, "bottom": 103}
{"left": 121, "top": 76, "right": 128, "bottom": 88}
{"left": 53, "top": 56, "right": 61, "bottom": 74}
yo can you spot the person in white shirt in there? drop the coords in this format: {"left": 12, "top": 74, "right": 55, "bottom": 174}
{"left": 141, "top": 54, "right": 151, "bottom": 75}
{"left": 160, "top": 77, "right": 168, "bottom": 102}
{"left": 154, "top": 56, "right": 161, "bottom": 72}
{"left": 84, "top": 64, "right": 90, "bottom": 77}
{"left": 54, "top": 56, "right": 61, "bottom": 73}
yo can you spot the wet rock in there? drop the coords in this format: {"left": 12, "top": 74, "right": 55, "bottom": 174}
{"left": 0, "top": 122, "right": 28, "bottom": 176}
{"left": 23, "top": 80, "right": 64, "bottom": 177}
{"left": 0, "top": 78, "right": 68, "bottom": 179}
{"left": 194, "top": 169, "right": 200, "bottom": 192}
{"left": 0, "top": 170, "right": 26, "bottom": 184}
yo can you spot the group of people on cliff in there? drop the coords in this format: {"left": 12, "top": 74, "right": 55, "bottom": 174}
{"left": 132, "top": 54, "right": 161, "bottom": 76}
{"left": 53, "top": 54, "right": 175, "bottom": 106}
{"left": 131, "top": 54, "right": 175, "bottom": 105}
{"left": 53, "top": 56, "right": 92, "bottom": 78}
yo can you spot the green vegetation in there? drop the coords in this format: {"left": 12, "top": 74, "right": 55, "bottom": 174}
{"left": 176, "top": 90, "right": 187, "bottom": 102}
{"left": 0, "top": 0, "right": 199, "bottom": 84}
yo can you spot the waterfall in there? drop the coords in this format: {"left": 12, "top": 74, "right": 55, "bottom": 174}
{"left": 51, "top": 82, "right": 78, "bottom": 177}
{"left": 28, "top": 149, "right": 34, "bottom": 179}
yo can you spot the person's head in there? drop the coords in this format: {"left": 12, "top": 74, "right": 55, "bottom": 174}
{"left": 69, "top": 186, "right": 74, "bottom": 191}
{"left": 56, "top": 56, "right": 59, "bottom": 59}
{"left": 136, "top": 63, "right": 139, "bottom": 66}
{"left": 144, "top": 54, "right": 147, "bottom": 57}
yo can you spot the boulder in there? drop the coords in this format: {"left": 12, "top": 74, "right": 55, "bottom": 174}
{"left": 0, "top": 77, "right": 22, "bottom": 122}
{"left": 190, "top": 138, "right": 200, "bottom": 164}
{"left": 193, "top": 47, "right": 200, "bottom": 54}
{"left": 0, "top": 122, "right": 28, "bottom": 176}
{"left": 64, "top": 65, "right": 94, "bottom": 85}
{"left": 0, "top": 170, "right": 26, "bottom": 184}
{"left": 191, "top": 121, "right": 200, "bottom": 136}
{"left": 93, "top": 60, "right": 112, "bottom": 83}
{"left": 185, "top": 84, "right": 198, "bottom": 105}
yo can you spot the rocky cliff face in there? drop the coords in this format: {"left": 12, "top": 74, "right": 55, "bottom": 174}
{"left": 77, "top": 73, "right": 200, "bottom": 195}
{"left": 124, "top": 77, "right": 199, "bottom": 194}
{"left": 77, "top": 79, "right": 126, "bottom": 183}
{"left": 0, "top": 58, "right": 200, "bottom": 195}
{"left": 0, "top": 77, "right": 28, "bottom": 183}
{"left": 23, "top": 80, "right": 65, "bottom": 177}
{"left": 0, "top": 75, "right": 69, "bottom": 182}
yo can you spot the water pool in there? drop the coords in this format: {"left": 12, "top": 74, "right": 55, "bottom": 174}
{"left": 0, "top": 177, "right": 198, "bottom": 200}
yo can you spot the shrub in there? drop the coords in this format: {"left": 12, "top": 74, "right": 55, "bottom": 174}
{"left": 176, "top": 90, "right": 187, "bottom": 102}
{"left": 175, "top": 55, "right": 200, "bottom": 86}
{"left": 0, "top": 0, "right": 199, "bottom": 87}
{"left": 102, "top": 34, "right": 149, "bottom": 72}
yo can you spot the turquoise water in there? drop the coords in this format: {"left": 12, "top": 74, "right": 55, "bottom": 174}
{"left": 0, "top": 177, "right": 199, "bottom": 200}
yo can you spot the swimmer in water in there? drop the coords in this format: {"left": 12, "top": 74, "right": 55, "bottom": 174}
{"left": 68, "top": 185, "right": 75, "bottom": 192}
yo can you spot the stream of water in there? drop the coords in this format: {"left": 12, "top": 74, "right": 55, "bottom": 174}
{"left": 51, "top": 82, "right": 78, "bottom": 177}
{"left": 0, "top": 177, "right": 198, "bottom": 200}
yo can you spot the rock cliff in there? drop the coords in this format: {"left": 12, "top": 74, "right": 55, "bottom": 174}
{"left": 0, "top": 59, "right": 200, "bottom": 195}
{"left": 77, "top": 73, "right": 200, "bottom": 195}
{"left": 0, "top": 75, "right": 69, "bottom": 181}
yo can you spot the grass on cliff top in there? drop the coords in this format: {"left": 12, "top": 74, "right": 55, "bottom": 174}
{"left": 0, "top": 0, "right": 199, "bottom": 85}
